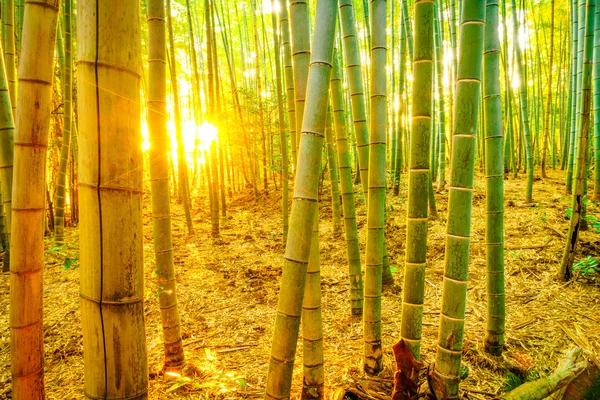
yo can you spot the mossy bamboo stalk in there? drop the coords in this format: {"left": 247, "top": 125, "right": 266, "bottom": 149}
{"left": 560, "top": 0, "right": 595, "bottom": 280}
{"left": 401, "top": 0, "right": 434, "bottom": 361}
{"left": 9, "top": 1, "right": 59, "bottom": 397}
{"left": 148, "top": 0, "right": 185, "bottom": 369}
{"left": 363, "top": 0, "right": 387, "bottom": 375}
{"left": 264, "top": 0, "right": 336, "bottom": 397}
{"left": 431, "top": 1, "right": 485, "bottom": 397}
{"left": 331, "top": 46, "right": 363, "bottom": 316}
{"left": 78, "top": 1, "right": 148, "bottom": 398}
{"left": 54, "top": 0, "right": 73, "bottom": 245}
{"left": 483, "top": 0, "right": 505, "bottom": 356}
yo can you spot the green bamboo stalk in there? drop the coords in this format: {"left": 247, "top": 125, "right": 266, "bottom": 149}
{"left": 332, "top": 46, "right": 363, "bottom": 316}
{"left": 325, "top": 105, "right": 342, "bottom": 236}
{"left": 3, "top": 0, "right": 16, "bottom": 118}
{"left": 264, "top": 0, "right": 336, "bottom": 396}
{"left": 394, "top": 12, "right": 406, "bottom": 196}
{"left": 431, "top": 1, "right": 485, "bottom": 397}
{"left": 301, "top": 211, "right": 324, "bottom": 399}
{"left": 560, "top": 0, "right": 595, "bottom": 280}
{"left": 54, "top": 0, "right": 73, "bottom": 245}
{"left": 273, "top": 0, "right": 289, "bottom": 239}
{"left": 0, "top": 40, "right": 14, "bottom": 273}
{"left": 401, "top": 0, "right": 434, "bottom": 361}
{"left": 402, "top": 0, "right": 414, "bottom": 61}
{"left": 511, "top": 0, "right": 534, "bottom": 202}
{"left": 541, "top": 1, "right": 555, "bottom": 179}
{"left": 483, "top": 0, "right": 505, "bottom": 356}
{"left": 289, "top": 0, "right": 311, "bottom": 155}
{"left": 339, "top": 0, "right": 370, "bottom": 191}
{"left": 280, "top": 1, "right": 297, "bottom": 172}
{"left": 435, "top": 0, "right": 447, "bottom": 191}
{"left": 363, "top": 0, "right": 387, "bottom": 375}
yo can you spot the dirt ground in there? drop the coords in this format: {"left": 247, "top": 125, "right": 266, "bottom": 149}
{"left": 0, "top": 168, "right": 599, "bottom": 399}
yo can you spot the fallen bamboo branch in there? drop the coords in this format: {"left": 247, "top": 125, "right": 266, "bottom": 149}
{"left": 500, "top": 347, "right": 587, "bottom": 400}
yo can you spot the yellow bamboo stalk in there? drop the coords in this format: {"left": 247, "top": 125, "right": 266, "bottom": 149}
{"left": 10, "top": 1, "right": 60, "bottom": 398}
{"left": 78, "top": 1, "right": 148, "bottom": 398}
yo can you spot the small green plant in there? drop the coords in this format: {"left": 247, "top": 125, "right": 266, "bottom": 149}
{"left": 584, "top": 215, "right": 600, "bottom": 233}
{"left": 504, "top": 372, "right": 522, "bottom": 392}
{"left": 573, "top": 256, "right": 600, "bottom": 279}
{"left": 459, "top": 365, "right": 469, "bottom": 380}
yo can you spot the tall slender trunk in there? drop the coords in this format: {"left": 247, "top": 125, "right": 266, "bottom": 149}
{"left": 3, "top": 0, "right": 17, "bottom": 118}
{"left": 364, "top": 0, "right": 387, "bottom": 375}
{"left": 483, "top": 0, "right": 505, "bottom": 356}
{"left": 54, "top": 0, "right": 73, "bottom": 245}
{"left": 10, "top": 2, "right": 60, "bottom": 398}
{"left": 273, "top": 1, "right": 289, "bottom": 239}
{"left": 264, "top": 0, "right": 336, "bottom": 397}
{"left": 541, "top": 0, "right": 555, "bottom": 178}
{"left": 511, "top": 0, "right": 534, "bottom": 202}
{"left": 147, "top": 0, "right": 185, "bottom": 369}
{"left": 0, "top": 40, "right": 14, "bottom": 273}
{"left": 401, "top": 0, "right": 434, "bottom": 361}
{"left": 431, "top": 1, "right": 485, "bottom": 397}
{"left": 560, "top": 0, "right": 595, "bottom": 280}
{"left": 331, "top": 46, "right": 363, "bottom": 316}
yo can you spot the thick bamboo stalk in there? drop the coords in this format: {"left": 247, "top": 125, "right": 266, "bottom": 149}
{"left": 148, "top": 0, "right": 185, "bottom": 369}
{"left": 264, "top": 1, "right": 336, "bottom": 397}
{"left": 431, "top": 1, "right": 485, "bottom": 397}
{"left": 78, "top": 1, "right": 148, "bottom": 398}
{"left": 401, "top": 0, "right": 434, "bottom": 361}
{"left": 483, "top": 0, "right": 505, "bottom": 356}
{"left": 10, "top": 1, "right": 60, "bottom": 398}
{"left": 364, "top": 0, "right": 387, "bottom": 375}
{"left": 301, "top": 213, "right": 324, "bottom": 399}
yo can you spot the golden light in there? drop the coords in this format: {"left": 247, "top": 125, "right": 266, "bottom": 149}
{"left": 197, "top": 122, "right": 218, "bottom": 153}
{"left": 262, "top": 0, "right": 280, "bottom": 14}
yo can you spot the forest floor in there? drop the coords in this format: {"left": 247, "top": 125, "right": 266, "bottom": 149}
{"left": 1, "top": 168, "right": 599, "bottom": 399}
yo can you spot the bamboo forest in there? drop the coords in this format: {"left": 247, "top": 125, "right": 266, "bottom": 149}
{"left": 1, "top": 0, "right": 600, "bottom": 399}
